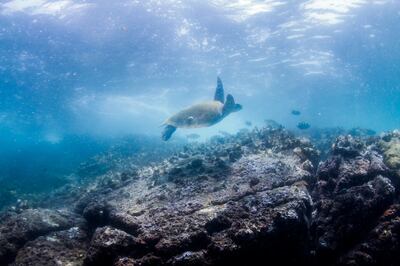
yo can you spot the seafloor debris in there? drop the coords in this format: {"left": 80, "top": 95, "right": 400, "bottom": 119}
{"left": 0, "top": 127, "right": 399, "bottom": 266}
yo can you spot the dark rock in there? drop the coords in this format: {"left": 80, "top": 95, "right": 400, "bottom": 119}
{"left": 249, "top": 177, "right": 260, "bottom": 187}
{"left": 108, "top": 211, "right": 141, "bottom": 236}
{"left": 114, "top": 257, "right": 136, "bottom": 266}
{"left": 154, "top": 231, "right": 210, "bottom": 258}
{"left": 85, "top": 226, "right": 140, "bottom": 266}
{"left": 210, "top": 184, "right": 313, "bottom": 265}
{"left": 313, "top": 135, "right": 396, "bottom": 265}
{"left": 133, "top": 254, "right": 163, "bottom": 266}
{"left": 338, "top": 204, "right": 400, "bottom": 266}
{"left": 82, "top": 201, "right": 110, "bottom": 229}
{"left": 0, "top": 208, "right": 82, "bottom": 265}
{"left": 332, "top": 135, "right": 365, "bottom": 157}
{"left": 13, "top": 227, "right": 88, "bottom": 266}
{"left": 205, "top": 215, "right": 232, "bottom": 234}
{"left": 169, "top": 251, "right": 207, "bottom": 266}
{"left": 189, "top": 158, "right": 203, "bottom": 169}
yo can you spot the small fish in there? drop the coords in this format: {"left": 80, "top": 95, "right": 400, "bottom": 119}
{"left": 186, "top": 133, "right": 200, "bottom": 139}
{"left": 245, "top": 121, "right": 252, "bottom": 127}
{"left": 297, "top": 121, "right": 310, "bottom": 130}
{"left": 291, "top": 110, "right": 301, "bottom": 116}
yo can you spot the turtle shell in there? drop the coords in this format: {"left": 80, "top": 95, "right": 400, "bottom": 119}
{"left": 165, "top": 101, "right": 224, "bottom": 128}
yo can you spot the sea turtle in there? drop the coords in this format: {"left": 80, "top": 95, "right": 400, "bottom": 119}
{"left": 162, "top": 77, "right": 242, "bottom": 141}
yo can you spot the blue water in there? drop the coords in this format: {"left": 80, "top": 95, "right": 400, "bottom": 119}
{"left": 0, "top": 0, "right": 400, "bottom": 208}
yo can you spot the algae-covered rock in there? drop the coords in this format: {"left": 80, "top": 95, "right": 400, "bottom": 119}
{"left": 379, "top": 131, "right": 400, "bottom": 170}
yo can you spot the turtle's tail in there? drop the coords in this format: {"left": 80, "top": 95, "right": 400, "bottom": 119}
{"left": 162, "top": 125, "right": 177, "bottom": 141}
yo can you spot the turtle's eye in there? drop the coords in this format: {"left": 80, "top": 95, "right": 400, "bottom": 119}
{"left": 187, "top": 116, "right": 194, "bottom": 124}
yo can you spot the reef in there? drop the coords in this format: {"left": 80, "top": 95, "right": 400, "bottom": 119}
{"left": 0, "top": 127, "right": 399, "bottom": 266}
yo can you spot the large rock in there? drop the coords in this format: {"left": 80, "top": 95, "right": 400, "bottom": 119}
{"left": 339, "top": 204, "right": 400, "bottom": 266}
{"left": 313, "top": 135, "right": 396, "bottom": 265}
{"left": 79, "top": 128, "right": 317, "bottom": 265}
{"left": 13, "top": 227, "right": 88, "bottom": 266}
{"left": 0, "top": 208, "right": 83, "bottom": 264}
{"left": 85, "top": 226, "right": 144, "bottom": 265}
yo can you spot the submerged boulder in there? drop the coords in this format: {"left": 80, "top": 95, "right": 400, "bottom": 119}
{"left": 339, "top": 204, "right": 400, "bottom": 266}
{"left": 0, "top": 208, "right": 83, "bottom": 264}
{"left": 13, "top": 227, "right": 88, "bottom": 266}
{"left": 85, "top": 226, "right": 143, "bottom": 265}
{"left": 313, "top": 135, "right": 396, "bottom": 265}
{"left": 78, "top": 127, "right": 317, "bottom": 265}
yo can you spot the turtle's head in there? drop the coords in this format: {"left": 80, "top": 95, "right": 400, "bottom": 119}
{"left": 223, "top": 94, "right": 242, "bottom": 116}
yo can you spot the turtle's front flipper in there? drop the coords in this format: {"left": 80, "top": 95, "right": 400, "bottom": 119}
{"left": 162, "top": 125, "right": 177, "bottom": 141}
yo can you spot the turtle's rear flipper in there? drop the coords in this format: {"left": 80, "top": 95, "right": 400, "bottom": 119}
{"left": 223, "top": 94, "right": 242, "bottom": 114}
{"left": 162, "top": 125, "right": 177, "bottom": 141}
